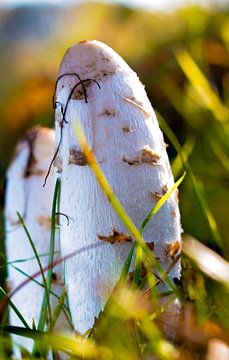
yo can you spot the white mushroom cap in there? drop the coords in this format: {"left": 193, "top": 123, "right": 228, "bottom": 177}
{"left": 55, "top": 40, "right": 182, "bottom": 334}
{"left": 5, "top": 127, "right": 69, "bottom": 357}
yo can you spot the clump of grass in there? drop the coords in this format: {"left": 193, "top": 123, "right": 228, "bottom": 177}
{"left": 0, "top": 112, "right": 228, "bottom": 359}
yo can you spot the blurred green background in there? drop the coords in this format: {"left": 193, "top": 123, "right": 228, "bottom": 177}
{"left": 0, "top": 0, "right": 228, "bottom": 270}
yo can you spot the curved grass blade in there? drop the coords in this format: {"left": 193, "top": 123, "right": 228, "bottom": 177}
{"left": 157, "top": 111, "right": 223, "bottom": 250}
{"left": 0, "top": 287, "right": 30, "bottom": 329}
{"left": 140, "top": 172, "right": 186, "bottom": 233}
{"left": 4, "top": 252, "right": 60, "bottom": 267}
{"left": 172, "top": 137, "right": 195, "bottom": 177}
{"left": 10, "top": 264, "right": 71, "bottom": 318}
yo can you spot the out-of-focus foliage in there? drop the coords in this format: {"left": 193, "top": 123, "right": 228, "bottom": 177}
{"left": 0, "top": 2, "right": 228, "bottom": 359}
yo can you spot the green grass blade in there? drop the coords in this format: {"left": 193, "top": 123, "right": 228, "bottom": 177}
{"left": 0, "top": 287, "right": 30, "bottom": 329}
{"left": 132, "top": 172, "right": 186, "bottom": 287}
{"left": 157, "top": 111, "right": 223, "bottom": 250}
{"left": 140, "top": 172, "right": 186, "bottom": 233}
{"left": 148, "top": 295, "right": 176, "bottom": 321}
{"left": 120, "top": 243, "right": 136, "bottom": 283}
{"left": 172, "top": 137, "right": 195, "bottom": 177}
{"left": 4, "top": 252, "right": 59, "bottom": 267}
{"left": 1, "top": 325, "right": 106, "bottom": 358}
{"left": 48, "top": 287, "right": 67, "bottom": 331}
{"left": 37, "top": 178, "right": 60, "bottom": 331}
{"left": 16, "top": 212, "right": 52, "bottom": 326}
{"left": 10, "top": 264, "right": 71, "bottom": 317}
{"left": 210, "top": 139, "right": 229, "bottom": 172}
{"left": 175, "top": 49, "right": 228, "bottom": 124}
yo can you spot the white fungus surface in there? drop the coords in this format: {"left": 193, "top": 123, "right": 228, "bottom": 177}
{"left": 55, "top": 40, "right": 182, "bottom": 334}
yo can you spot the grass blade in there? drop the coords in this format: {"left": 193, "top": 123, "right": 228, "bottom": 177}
{"left": 10, "top": 264, "right": 71, "bottom": 317}
{"left": 133, "top": 172, "right": 185, "bottom": 287}
{"left": 48, "top": 287, "right": 67, "bottom": 331}
{"left": 1, "top": 325, "right": 106, "bottom": 358}
{"left": 16, "top": 212, "right": 52, "bottom": 326}
{"left": 172, "top": 137, "right": 195, "bottom": 177}
{"left": 141, "top": 172, "right": 186, "bottom": 234}
{"left": 0, "top": 287, "right": 30, "bottom": 329}
{"left": 120, "top": 243, "right": 136, "bottom": 283}
{"left": 175, "top": 49, "right": 228, "bottom": 124}
{"left": 157, "top": 111, "right": 223, "bottom": 250}
{"left": 37, "top": 178, "right": 60, "bottom": 331}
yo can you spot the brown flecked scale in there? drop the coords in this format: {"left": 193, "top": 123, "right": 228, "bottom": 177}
{"left": 37, "top": 215, "right": 52, "bottom": 230}
{"left": 122, "top": 126, "right": 131, "bottom": 133}
{"left": 98, "top": 109, "right": 116, "bottom": 117}
{"left": 68, "top": 149, "right": 88, "bottom": 166}
{"left": 51, "top": 272, "right": 64, "bottom": 285}
{"left": 150, "top": 191, "right": 163, "bottom": 202}
{"left": 175, "top": 189, "right": 179, "bottom": 202}
{"left": 123, "top": 96, "right": 151, "bottom": 117}
{"left": 146, "top": 242, "right": 155, "bottom": 251}
{"left": 162, "top": 184, "right": 168, "bottom": 194}
{"left": 123, "top": 146, "right": 161, "bottom": 166}
{"left": 97, "top": 227, "right": 132, "bottom": 244}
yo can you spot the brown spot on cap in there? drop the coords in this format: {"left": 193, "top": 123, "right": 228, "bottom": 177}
{"left": 150, "top": 191, "right": 163, "bottom": 202}
{"left": 78, "top": 40, "right": 89, "bottom": 44}
{"left": 51, "top": 272, "right": 64, "bottom": 285}
{"left": 175, "top": 189, "right": 179, "bottom": 203}
{"left": 162, "top": 184, "right": 168, "bottom": 194}
{"left": 98, "top": 227, "right": 132, "bottom": 244}
{"left": 68, "top": 149, "right": 87, "bottom": 166}
{"left": 123, "top": 96, "right": 151, "bottom": 117}
{"left": 123, "top": 146, "right": 161, "bottom": 166}
{"left": 146, "top": 242, "right": 155, "bottom": 251}
{"left": 98, "top": 109, "right": 116, "bottom": 117}
{"left": 38, "top": 215, "right": 51, "bottom": 230}
{"left": 139, "top": 147, "right": 161, "bottom": 165}
{"left": 122, "top": 126, "right": 130, "bottom": 133}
